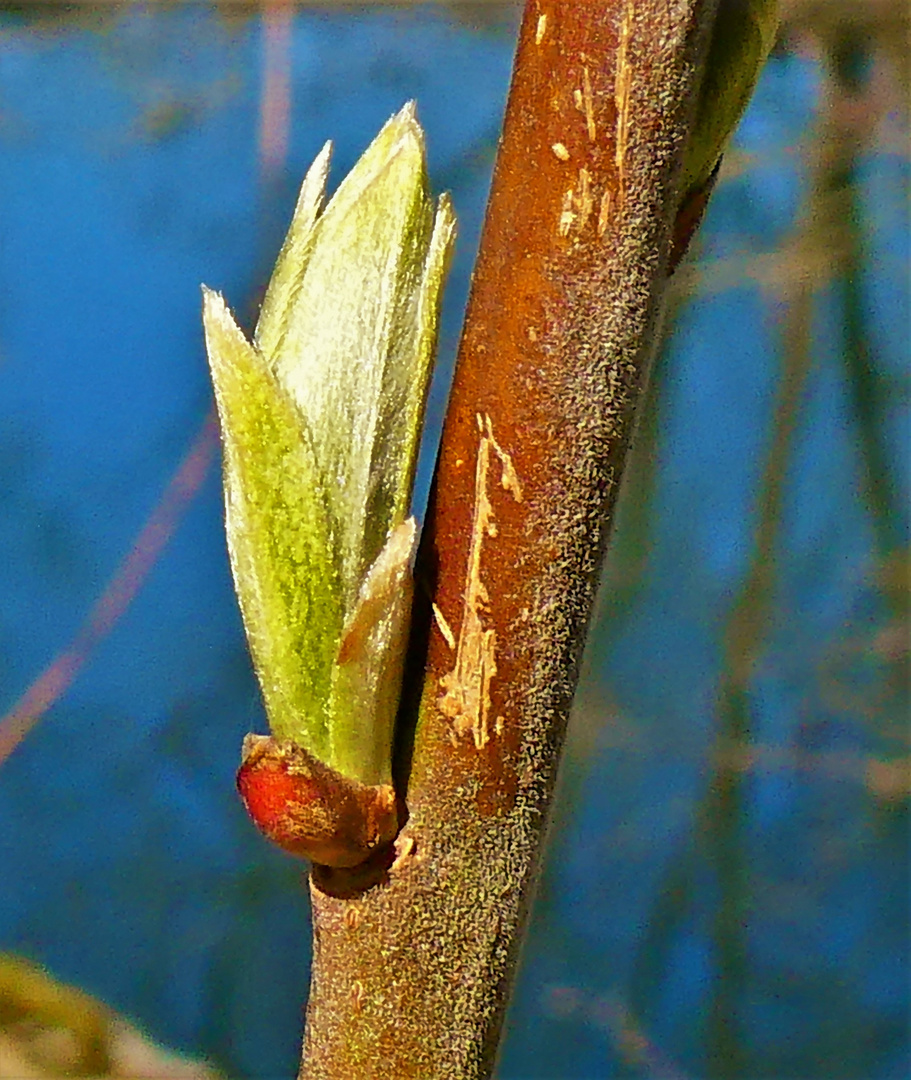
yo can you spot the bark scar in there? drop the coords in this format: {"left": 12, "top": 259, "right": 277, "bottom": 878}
{"left": 614, "top": 0, "right": 634, "bottom": 201}
{"left": 578, "top": 65, "right": 596, "bottom": 142}
{"left": 559, "top": 168, "right": 595, "bottom": 238}
{"left": 535, "top": 12, "right": 547, "bottom": 46}
{"left": 438, "top": 414, "right": 523, "bottom": 750}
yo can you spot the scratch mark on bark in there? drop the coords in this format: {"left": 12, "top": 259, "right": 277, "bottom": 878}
{"left": 581, "top": 65, "right": 597, "bottom": 142}
{"left": 614, "top": 0, "right": 634, "bottom": 200}
{"left": 559, "top": 188, "right": 576, "bottom": 237}
{"left": 559, "top": 168, "right": 595, "bottom": 239}
{"left": 598, "top": 187, "right": 612, "bottom": 238}
{"left": 438, "top": 415, "right": 522, "bottom": 750}
{"left": 535, "top": 12, "right": 547, "bottom": 45}
{"left": 432, "top": 602, "right": 456, "bottom": 651}
{"left": 576, "top": 167, "right": 594, "bottom": 232}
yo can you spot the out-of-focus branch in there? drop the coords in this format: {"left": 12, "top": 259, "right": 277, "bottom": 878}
{"left": 702, "top": 29, "right": 881, "bottom": 1076}
{"left": 827, "top": 29, "right": 906, "bottom": 560}
{"left": 0, "top": 416, "right": 219, "bottom": 768}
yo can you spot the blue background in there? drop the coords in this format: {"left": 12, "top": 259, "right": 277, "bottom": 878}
{"left": 0, "top": 5, "right": 907, "bottom": 1078}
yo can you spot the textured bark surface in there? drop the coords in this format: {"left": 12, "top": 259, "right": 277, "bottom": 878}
{"left": 301, "top": 2, "right": 719, "bottom": 1076}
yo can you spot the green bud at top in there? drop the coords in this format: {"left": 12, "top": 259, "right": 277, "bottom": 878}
{"left": 203, "top": 104, "right": 455, "bottom": 790}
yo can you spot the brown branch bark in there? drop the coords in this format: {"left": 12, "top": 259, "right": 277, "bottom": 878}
{"left": 300, "top": 2, "right": 719, "bottom": 1076}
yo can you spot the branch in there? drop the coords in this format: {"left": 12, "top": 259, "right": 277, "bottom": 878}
{"left": 299, "top": 2, "right": 720, "bottom": 1076}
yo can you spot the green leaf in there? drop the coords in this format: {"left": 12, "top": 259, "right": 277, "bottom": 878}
{"left": 254, "top": 141, "right": 331, "bottom": 365}
{"left": 263, "top": 103, "right": 455, "bottom": 605}
{"left": 203, "top": 289, "right": 342, "bottom": 757}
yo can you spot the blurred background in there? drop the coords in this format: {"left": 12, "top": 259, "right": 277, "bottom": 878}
{"left": 0, "top": 2, "right": 906, "bottom": 1078}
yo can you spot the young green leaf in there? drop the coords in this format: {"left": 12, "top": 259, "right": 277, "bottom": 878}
{"left": 203, "top": 104, "right": 454, "bottom": 835}
{"left": 260, "top": 104, "right": 454, "bottom": 601}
